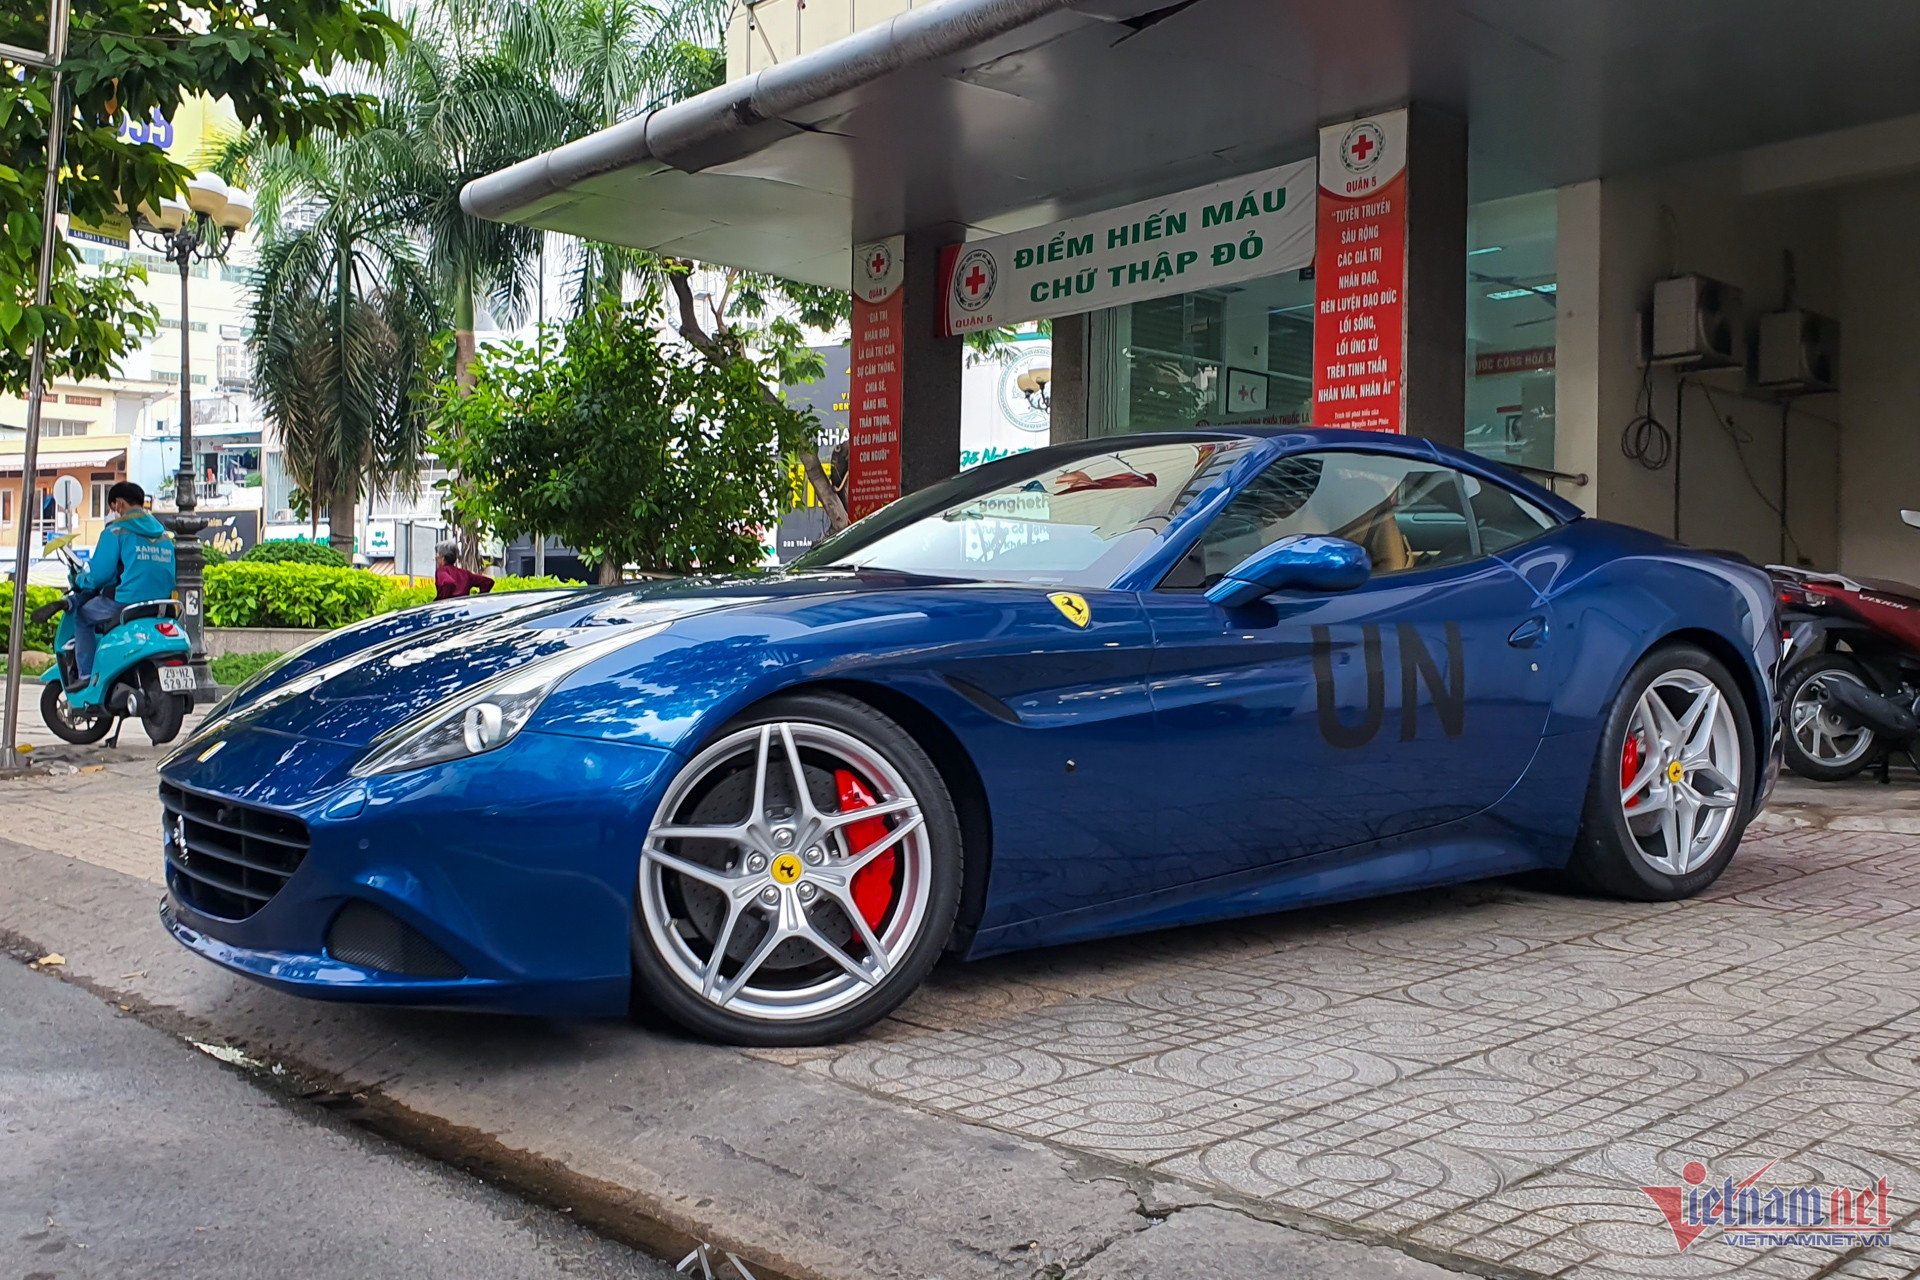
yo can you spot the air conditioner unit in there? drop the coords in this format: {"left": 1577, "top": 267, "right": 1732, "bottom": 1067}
{"left": 1651, "top": 275, "right": 1745, "bottom": 369}
{"left": 1755, "top": 308, "right": 1840, "bottom": 394}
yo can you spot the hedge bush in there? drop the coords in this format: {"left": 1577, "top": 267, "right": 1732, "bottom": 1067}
{"left": 0, "top": 582, "right": 64, "bottom": 652}
{"left": 375, "top": 579, "right": 436, "bottom": 614}
{"left": 204, "top": 563, "right": 585, "bottom": 629}
{"left": 204, "top": 563, "right": 391, "bottom": 629}
{"left": 209, "top": 649, "right": 283, "bottom": 686}
{"left": 243, "top": 539, "right": 350, "bottom": 568}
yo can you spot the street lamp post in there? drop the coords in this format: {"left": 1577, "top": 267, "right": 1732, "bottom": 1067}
{"left": 131, "top": 174, "right": 253, "bottom": 702}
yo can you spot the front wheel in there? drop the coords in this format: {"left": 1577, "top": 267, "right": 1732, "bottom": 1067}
{"left": 630, "top": 692, "right": 962, "bottom": 1046}
{"left": 1782, "top": 655, "right": 1879, "bottom": 781}
{"left": 40, "top": 680, "right": 112, "bottom": 745}
{"left": 1569, "top": 644, "right": 1754, "bottom": 901}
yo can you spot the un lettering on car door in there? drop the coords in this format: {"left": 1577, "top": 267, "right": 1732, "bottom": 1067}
{"left": 1311, "top": 621, "right": 1463, "bottom": 749}
{"left": 1145, "top": 560, "right": 1551, "bottom": 876}
{"left": 1299, "top": 609, "right": 1548, "bottom": 846}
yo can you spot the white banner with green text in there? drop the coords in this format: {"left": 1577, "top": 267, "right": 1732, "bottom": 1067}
{"left": 937, "top": 159, "right": 1317, "bottom": 338}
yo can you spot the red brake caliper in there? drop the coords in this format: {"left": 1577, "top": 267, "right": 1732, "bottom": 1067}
{"left": 835, "top": 770, "right": 896, "bottom": 929}
{"left": 1621, "top": 733, "right": 1641, "bottom": 808}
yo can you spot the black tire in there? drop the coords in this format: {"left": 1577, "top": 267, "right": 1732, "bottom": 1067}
{"left": 1568, "top": 644, "right": 1755, "bottom": 901}
{"left": 140, "top": 677, "right": 187, "bottom": 745}
{"left": 630, "top": 691, "right": 963, "bottom": 1046}
{"left": 1780, "top": 655, "right": 1880, "bottom": 781}
{"left": 40, "top": 680, "right": 112, "bottom": 745}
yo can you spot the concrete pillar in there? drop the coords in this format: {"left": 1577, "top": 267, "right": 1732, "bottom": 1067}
{"left": 899, "top": 228, "right": 964, "bottom": 494}
{"left": 1554, "top": 181, "right": 1604, "bottom": 516}
{"left": 1402, "top": 104, "right": 1468, "bottom": 448}
{"left": 1554, "top": 175, "right": 1684, "bottom": 535}
{"left": 1049, "top": 312, "right": 1089, "bottom": 444}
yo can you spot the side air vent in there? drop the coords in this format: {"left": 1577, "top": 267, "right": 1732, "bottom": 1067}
{"left": 325, "top": 901, "right": 467, "bottom": 979}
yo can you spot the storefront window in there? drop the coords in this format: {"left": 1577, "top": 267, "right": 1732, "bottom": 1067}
{"left": 1088, "top": 269, "right": 1317, "bottom": 436}
{"left": 1464, "top": 191, "right": 1557, "bottom": 474}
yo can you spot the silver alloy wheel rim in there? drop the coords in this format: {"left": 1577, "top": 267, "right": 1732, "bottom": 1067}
{"left": 1618, "top": 671, "right": 1743, "bottom": 876}
{"left": 639, "top": 721, "right": 930, "bottom": 1022}
{"left": 1789, "top": 670, "right": 1876, "bottom": 769}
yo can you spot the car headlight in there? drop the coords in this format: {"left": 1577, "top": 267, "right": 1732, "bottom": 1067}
{"left": 351, "top": 628, "right": 654, "bottom": 776}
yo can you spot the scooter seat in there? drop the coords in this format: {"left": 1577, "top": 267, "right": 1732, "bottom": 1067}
{"left": 116, "top": 599, "right": 182, "bottom": 626}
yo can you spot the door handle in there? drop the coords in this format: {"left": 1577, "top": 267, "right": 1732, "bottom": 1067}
{"left": 1508, "top": 616, "right": 1548, "bottom": 648}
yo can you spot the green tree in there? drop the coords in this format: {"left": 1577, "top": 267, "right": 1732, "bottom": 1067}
{"left": 246, "top": 136, "right": 443, "bottom": 556}
{"left": 447, "top": 0, "right": 726, "bottom": 313}
{"left": 0, "top": 0, "right": 402, "bottom": 393}
{"left": 438, "top": 0, "right": 852, "bottom": 529}
{"left": 373, "top": 19, "right": 595, "bottom": 567}
{"left": 666, "top": 264, "right": 852, "bottom": 531}
{"left": 435, "top": 303, "right": 811, "bottom": 582}
{"left": 378, "top": 23, "right": 589, "bottom": 387}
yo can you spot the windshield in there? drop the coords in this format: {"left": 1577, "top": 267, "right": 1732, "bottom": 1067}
{"left": 793, "top": 437, "right": 1253, "bottom": 587}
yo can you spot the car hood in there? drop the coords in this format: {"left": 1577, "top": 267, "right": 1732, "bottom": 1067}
{"left": 193, "top": 571, "right": 935, "bottom": 750}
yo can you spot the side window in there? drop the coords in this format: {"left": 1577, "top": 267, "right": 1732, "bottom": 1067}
{"left": 1462, "top": 474, "right": 1559, "bottom": 554}
{"left": 1162, "top": 451, "right": 1479, "bottom": 589}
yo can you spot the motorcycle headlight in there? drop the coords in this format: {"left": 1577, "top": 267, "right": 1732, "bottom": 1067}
{"left": 351, "top": 628, "right": 654, "bottom": 776}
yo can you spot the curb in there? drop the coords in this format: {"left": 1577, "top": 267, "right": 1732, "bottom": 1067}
{"left": 0, "top": 836, "right": 1527, "bottom": 1280}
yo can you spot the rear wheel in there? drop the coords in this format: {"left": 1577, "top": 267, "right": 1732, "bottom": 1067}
{"left": 630, "top": 692, "right": 961, "bottom": 1045}
{"left": 40, "top": 681, "right": 112, "bottom": 745}
{"left": 1782, "top": 655, "right": 1879, "bottom": 781}
{"left": 139, "top": 670, "right": 187, "bottom": 745}
{"left": 1569, "top": 645, "right": 1753, "bottom": 900}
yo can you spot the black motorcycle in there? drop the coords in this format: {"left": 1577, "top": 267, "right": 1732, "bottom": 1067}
{"left": 1771, "top": 511, "right": 1920, "bottom": 782}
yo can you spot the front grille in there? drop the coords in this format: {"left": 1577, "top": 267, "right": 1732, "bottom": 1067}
{"left": 160, "top": 782, "right": 309, "bottom": 920}
{"left": 326, "top": 901, "right": 467, "bottom": 978}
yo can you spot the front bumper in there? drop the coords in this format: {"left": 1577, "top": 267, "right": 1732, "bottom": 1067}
{"left": 158, "top": 727, "right": 678, "bottom": 1017}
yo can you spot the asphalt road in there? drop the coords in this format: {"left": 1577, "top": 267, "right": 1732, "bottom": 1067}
{"left": 0, "top": 957, "right": 679, "bottom": 1280}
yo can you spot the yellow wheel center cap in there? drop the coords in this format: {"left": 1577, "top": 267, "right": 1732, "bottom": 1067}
{"left": 770, "top": 854, "right": 804, "bottom": 885}
{"left": 1667, "top": 760, "right": 1685, "bottom": 784}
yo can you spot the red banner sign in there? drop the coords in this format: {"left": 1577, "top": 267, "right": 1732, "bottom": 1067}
{"left": 847, "top": 236, "right": 905, "bottom": 519}
{"left": 1312, "top": 111, "right": 1408, "bottom": 433}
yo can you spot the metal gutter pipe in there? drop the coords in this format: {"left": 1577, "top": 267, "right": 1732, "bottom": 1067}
{"left": 461, "top": 0, "right": 1077, "bottom": 223}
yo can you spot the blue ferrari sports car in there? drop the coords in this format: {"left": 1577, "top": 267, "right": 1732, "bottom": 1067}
{"left": 157, "top": 429, "right": 1781, "bottom": 1044}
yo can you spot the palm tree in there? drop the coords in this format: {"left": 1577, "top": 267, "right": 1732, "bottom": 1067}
{"left": 446, "top": 0, "right": 726, "bottom": 311}
{"left": 379, "top": 27, "right": 589, "bottom": 386}
{"left": 245, "top": 137, "right": 444, "bottom": 556}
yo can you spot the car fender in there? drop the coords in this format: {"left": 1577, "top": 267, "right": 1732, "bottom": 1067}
{"left": 1502, "top": 525, "right": 1777, "bottom": 802}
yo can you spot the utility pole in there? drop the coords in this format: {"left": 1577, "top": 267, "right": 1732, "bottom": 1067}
{"left": 2, "top": 0, "right": 73, "bottom": 773}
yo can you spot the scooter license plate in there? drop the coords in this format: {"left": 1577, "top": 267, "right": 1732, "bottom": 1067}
{"left": 157, "top": 666, "right": 195, "bottom": 693}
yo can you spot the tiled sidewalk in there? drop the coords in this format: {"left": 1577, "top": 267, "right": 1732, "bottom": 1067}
{"left": 775, "top": 822, "right": 1920, "bottom": 1279}
{"left": 7, "top": 732, "right": 1918, "bottom": 1278}
{"left": 0, "top": 691, "right": 204, "bottom": 883}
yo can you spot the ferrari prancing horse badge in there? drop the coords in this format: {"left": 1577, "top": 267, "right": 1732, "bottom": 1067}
{"left": 1049, "top": 592, "right": 1091, "bottom": 627}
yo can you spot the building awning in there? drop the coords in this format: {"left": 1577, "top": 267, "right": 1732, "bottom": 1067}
{"left": 463, "top": 0, "right": 1920, "bottom": 287}
{"left": 193, "top": 423, "right": 263, "bottom": 439}
{"left": 0, "top": 449, "right": 127, "bottom": 474}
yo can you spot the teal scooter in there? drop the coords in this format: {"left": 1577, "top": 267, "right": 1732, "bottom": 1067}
{"left": 31, "top": 535, "right": 195, "bottom": 746}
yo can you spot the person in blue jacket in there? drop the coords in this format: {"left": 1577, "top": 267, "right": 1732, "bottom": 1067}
{"left": 69, "top": 481, "right": 176, "bottom": 687}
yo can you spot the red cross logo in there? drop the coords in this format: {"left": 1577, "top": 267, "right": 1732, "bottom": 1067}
{"left": 1350, "top": 132, "right": 1375, "bottom": 162}
{"left": 870, "top": 251, "right": 887, "bottom": 275}
{"left": 952, "top": 249, "right": 995, "bottom": 311}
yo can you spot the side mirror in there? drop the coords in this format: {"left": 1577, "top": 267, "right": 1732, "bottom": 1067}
{"left": 1901, "top": 510, "right": 1920, "bottom": 530}
{"left": 1204, "top": 535, "right": 1371, "bottom": 607}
